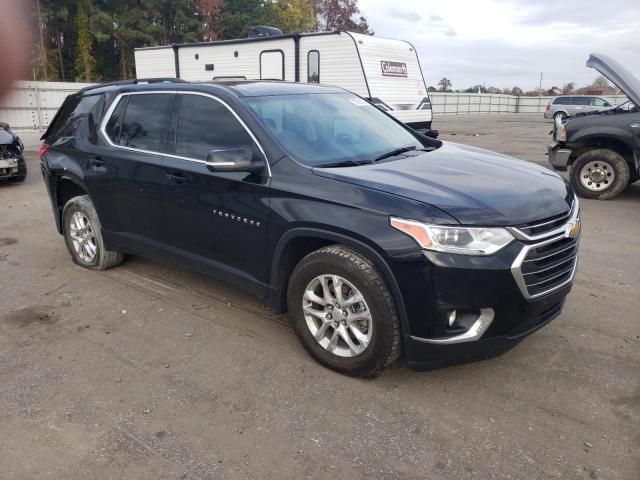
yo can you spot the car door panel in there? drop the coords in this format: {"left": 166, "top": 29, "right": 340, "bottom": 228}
{"left": 162, "top": 93, "right": 271, "bottom": 285}
{"left": 92, "top": 92, "right": 175, "bottom": 240}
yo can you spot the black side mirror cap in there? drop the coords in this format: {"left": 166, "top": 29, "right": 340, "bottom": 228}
{"left": 205, "top": 147, "right": 264, "bottom": 174}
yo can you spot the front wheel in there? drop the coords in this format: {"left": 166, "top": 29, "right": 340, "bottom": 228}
{"left": 570, "top": 149, "right": 630, "bottom": 200}
{"left": 63, "top": 195, "right": 124, "bottom": 270}
{"left": 553, "top": 111, "right": 566, "bottom": 122}
{"left": 287, "top": 245, "right": 401, "bottom": 377}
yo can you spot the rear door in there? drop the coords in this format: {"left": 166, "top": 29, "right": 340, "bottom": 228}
{"left": 95, "top": 92, "right": 174, "bottom": 240}
{"left": 571, "top": 96, "right": 591, "bottom": 114}
{"left": 162, "top": 92, "right": 271, "bottom": 285}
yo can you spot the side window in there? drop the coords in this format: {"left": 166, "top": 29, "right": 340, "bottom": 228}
{"left": 47, "top": 94, "right": 104, "bottom": 143}
{"left": 554, "top": 97, "right": 570, "bottom": 105}
{"left": 308, "top": 50, "right": 320, "bottom": 83}
{"left": 260, "top": 50, "right": 285, "bottom": 80}
{"left": 119, "top": 94, "right": 174, "bottom": 152}
{"left": 573, "top": 97, "right": 590, "bottom": 106}
{"left": 175, "top": 94, "right": 258, "bottom": 161}
{"left": 591, "top": 97, "right": 608, "bottom": 107}
{"left": 105, "top": 97, "right": 128, "bottom": 144}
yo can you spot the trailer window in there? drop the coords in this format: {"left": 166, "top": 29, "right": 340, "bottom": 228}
{"left": 308, "top": 50, "right": 320, "bottom": 83}
{"left": 260, "top": 50, "right": 285, "bottom": 80}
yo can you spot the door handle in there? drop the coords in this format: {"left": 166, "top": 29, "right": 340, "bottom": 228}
{"left": 166, "top": 172, "right": 187, "bottom": 184}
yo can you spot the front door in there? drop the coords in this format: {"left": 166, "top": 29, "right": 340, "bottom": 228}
{"left": 162, "top": 93, "right": 271, "bottom": 286}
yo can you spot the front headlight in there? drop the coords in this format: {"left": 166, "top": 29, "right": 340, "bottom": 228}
{"left": 555, "top": 117, "right": 567, "bottom": 142}
{"left": 390, "top": 218, "right": 514, "bottom": 255}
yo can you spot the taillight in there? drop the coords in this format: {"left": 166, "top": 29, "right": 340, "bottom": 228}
{"left": 39, "top": 144, "right": 49, "bottom": 158}
{"left": 545, "top": 103, "right": 551, "bottom": 111}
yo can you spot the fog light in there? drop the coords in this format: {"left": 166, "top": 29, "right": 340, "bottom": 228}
{"left": 447, "top": 309, "right": 457, "bottom": 327}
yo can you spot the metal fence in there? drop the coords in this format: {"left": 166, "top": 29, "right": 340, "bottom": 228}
{"left": 0, "top": 81, "right": 629, "bottom": 148}
{"left": 428, "top": 92, "right": 628, "bottom": 115}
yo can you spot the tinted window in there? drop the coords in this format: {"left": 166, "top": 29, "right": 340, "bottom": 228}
{"left": 119, "top": 94, "right": 173, "bottom": 152}
{"left": 244, "top": 93, "right": 424, "bottom": 166}
{"left": 573, "top": 97, "right": 591, "bottom": 105}
{"left": 47, "top": 94, "right": 104, "bottom": 143}
{"left": 553, "top": 97, "right": 571, "bottom": 105}
{"left": 175, "top": 94, "right": 256, "bottom": 161}
{"left": 591, "top": 97, "right": 609, "bottom": 107}
{"left": 105, "top": 97, "right": 127, "bottom": 144}
{"left": 308, "top": 51, "right": 320, "bottom": 83}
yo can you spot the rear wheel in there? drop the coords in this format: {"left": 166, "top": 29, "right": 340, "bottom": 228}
{"left": 62, "top": 195, "right": 123, "bottom": 270}
{"left": 287, "top": 245, "right": 401, "bottom": 377}
{"left": 570, "top": 148, "right": 630, "bottom": 200}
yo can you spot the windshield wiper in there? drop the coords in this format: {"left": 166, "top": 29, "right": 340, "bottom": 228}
{"left": 316, "top": 159, "right": 373, "bottom": 168}
{"left": 374, "top": 145, "right": 418, "bottom": 162}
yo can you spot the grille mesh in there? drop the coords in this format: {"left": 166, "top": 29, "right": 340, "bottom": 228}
{"left": 520, "top": 236, "right": 579, "bottom": 297}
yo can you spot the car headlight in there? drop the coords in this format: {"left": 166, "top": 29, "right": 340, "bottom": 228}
{"left": 555, "top": 117, "right": 566, "bottom": 142}
{"left": 390, "top": 218, "right": 514, "bottom": 255}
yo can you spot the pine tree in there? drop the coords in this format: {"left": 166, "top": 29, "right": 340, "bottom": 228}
{"left": 74, "top": 0, "right": 95, "bottom": 81}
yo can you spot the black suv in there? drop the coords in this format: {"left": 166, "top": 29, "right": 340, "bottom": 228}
{"left": 41, "top": 79, "right": 580, "bottom": 376}
{"left": 548, "top": 54, "right": 640, "bottom": 200}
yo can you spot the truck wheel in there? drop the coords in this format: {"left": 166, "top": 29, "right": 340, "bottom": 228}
{"left": 570, "top": 149, "right": 630, "bottom": 200}
{"left": 62, "top": 195, "right": 124, "bottom": 270}
{"left": 287, "top": 245, "right": 401, "bottom": 377}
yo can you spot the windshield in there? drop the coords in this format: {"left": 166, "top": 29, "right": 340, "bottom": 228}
{"left": 243, "top": 93, "right": 426, "bottom": 166}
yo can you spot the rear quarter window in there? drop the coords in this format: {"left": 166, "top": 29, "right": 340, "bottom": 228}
{"left": 45, "top": 94, "right": 105, "bottom": 144}
{"left": 553, "top": 97, "right": 572, "bottom": 105}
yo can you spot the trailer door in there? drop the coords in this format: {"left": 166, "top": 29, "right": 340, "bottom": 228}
{"left": 260, "top": 50, "right": 285, "bottom": 80}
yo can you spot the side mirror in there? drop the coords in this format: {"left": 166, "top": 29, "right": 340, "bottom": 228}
{"left": 205, "top": 147, "right": 263, "bottom": 173}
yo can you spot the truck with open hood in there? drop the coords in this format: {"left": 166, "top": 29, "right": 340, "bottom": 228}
{"left": 547, "top": 53, "right": 640, "bottom": 200}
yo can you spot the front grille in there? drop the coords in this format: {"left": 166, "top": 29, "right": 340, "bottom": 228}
{"left": 515, "top": 210, "right": 571, "bottom": 237}
{"left": 516, "top": 235, "right": 579, "bottom": 298}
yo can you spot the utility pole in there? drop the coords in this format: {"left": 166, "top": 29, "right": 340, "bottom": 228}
{"left": 539, "top": 72, "right": 543, "bottom": 92}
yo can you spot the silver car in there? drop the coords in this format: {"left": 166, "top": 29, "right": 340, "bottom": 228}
{"left": 544, "top": 95, "right": 613, "bottom": 121}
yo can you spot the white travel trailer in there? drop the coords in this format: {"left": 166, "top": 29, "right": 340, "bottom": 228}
{"left": 134, "top": 30, "right": 433, "bottom": 132}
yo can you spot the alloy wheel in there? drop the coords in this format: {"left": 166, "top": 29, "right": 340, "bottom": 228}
{"left": 69, "top": 211, "right": 97, "bottom": 263}
{"left": 302, "top": 274, "right": 373, "bottom": 358}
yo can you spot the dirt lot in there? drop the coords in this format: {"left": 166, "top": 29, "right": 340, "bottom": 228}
{"left": 1, "top": 114, "right": 638, "bottom": 480}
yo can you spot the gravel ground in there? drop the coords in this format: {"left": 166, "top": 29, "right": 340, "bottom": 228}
{"left": 0, "top": 114, "right": 638, "bottom": 480}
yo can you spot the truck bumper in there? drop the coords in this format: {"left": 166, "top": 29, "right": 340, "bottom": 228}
{"left": 547, "top": 144, "right": 571, "bottom": 171}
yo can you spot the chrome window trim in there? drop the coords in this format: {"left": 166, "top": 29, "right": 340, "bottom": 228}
{"left": 511, "top": 233, "right": 579, "bottom": 300}
{"left": 99, "top": 90, "right": 272, "bottom": 177}
{"left": 507, "top": 196, "right": 579, "bottom": 242}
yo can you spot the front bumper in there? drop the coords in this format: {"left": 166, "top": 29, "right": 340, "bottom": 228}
{"left": 391, "top": 222, "right": 579, "bottom": 370}
{"left": 0, "top": 156, "right": 23, "bottom": 179}
{"left": 547, "top": 143, "right": 572, "bottom": 171}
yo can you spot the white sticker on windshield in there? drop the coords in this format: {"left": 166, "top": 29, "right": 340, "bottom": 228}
{"left": 348, "top": 99, "right": 369, "bottom": 107}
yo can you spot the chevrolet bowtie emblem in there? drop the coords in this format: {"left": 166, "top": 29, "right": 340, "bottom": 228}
{"left": 565, "top": 217, "right": 581, "bottom": 239}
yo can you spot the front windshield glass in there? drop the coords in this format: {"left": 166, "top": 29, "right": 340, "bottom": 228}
{"left": 243, "top": 93, "right": 425, "bottom": 166}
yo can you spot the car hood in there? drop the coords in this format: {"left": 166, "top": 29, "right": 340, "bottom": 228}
{"left": 312, "top": 142, "right": 573, "bottom": 226}
{"left": 587, "top": 53, "right": 640, "bottom": 107}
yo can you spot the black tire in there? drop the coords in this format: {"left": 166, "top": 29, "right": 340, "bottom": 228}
{"left": 553, "top": 111, "right": 566, "bottom": 122}
{"left": 287, "top": 245, "right": 401, "bottom": 377}
{"left": 62, "top": 195, "right": 124, "bottom": 270}
{"left": 570, "top": 149, "right": 630, "bottom": 200}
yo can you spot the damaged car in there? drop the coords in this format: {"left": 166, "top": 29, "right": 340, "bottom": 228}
{"left": 0, "top": 122, "right": 26, "bottom": 183}
{"left": 548, "top": 54, "right": 640, "bottom": 200}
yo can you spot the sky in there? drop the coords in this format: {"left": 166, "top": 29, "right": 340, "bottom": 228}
{"left": 358, "top": 0, "right": 640, "bottom": 91}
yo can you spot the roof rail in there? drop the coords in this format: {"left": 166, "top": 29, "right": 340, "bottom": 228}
{"left": 78, "top": 78, "right": 187, "bottom": 94}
